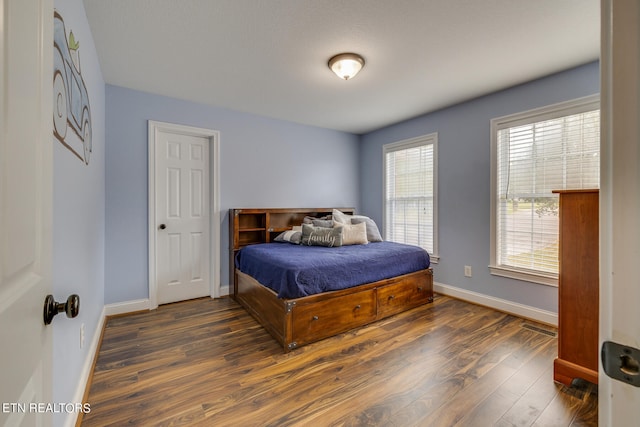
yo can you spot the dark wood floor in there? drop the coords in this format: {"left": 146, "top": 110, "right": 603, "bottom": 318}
{"left": 81, "top": 295, "right": 597, "bottom": 426}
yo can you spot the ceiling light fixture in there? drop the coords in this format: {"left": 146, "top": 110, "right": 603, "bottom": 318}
{"left": 328, "top": 53, "right": 365, "bottom": 80}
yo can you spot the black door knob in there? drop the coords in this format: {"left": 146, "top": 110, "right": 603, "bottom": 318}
{"left": 159, "top": 224, "right": 167, "bottom": 230}
{"left": 43, "top": 294, "right": 80, "bottom": 325}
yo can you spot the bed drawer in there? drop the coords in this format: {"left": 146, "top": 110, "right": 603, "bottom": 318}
{"left": 377, "top": 273, "right": 432, "bottom": 318}
{"left": 291, "top": 289, "right": 376, "bottom": 348}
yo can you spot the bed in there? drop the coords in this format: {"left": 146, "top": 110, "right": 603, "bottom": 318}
{"left": 230, "top": 208, "right": 434, "bottom": 352}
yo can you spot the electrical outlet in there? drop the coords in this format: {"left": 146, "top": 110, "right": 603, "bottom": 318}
{"left": 464, "top": 265, "right": 472, "bottom": 277}
{"left": 80, "top": 323, "right": 85, "bottom": 349}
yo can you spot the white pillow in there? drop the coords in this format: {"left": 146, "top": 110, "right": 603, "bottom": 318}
{"left": 332, "top": 209, "right": 383, "bottom": 242}
{"left": 333, "top": 220, "right": 368, "bottom": 245}
{"left": 350, "top": 217, "right": 383, "bottom": 242}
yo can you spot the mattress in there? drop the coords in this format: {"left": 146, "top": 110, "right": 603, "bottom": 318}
{"left": 235, "top": 241, "right": 431, "bottom": 299}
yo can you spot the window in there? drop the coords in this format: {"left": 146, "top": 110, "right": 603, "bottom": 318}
{"left": 490, "top": 95, "right": 600, "bottom": 285}
{"left": 383, "top": 133, "right": 438, "bottom": 260}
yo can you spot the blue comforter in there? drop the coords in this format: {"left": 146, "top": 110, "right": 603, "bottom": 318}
{"left": 235, "top": 241, "right": 431, "bottom": 299}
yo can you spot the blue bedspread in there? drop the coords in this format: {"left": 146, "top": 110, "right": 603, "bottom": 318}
{"left": 235, "top": 241, "right": 430, "bottom": 299}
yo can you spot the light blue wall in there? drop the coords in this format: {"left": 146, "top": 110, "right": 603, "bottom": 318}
{"left": 105, "top": 86, "right": 360, "bottom": 303}
{"left": 52, "top": 0, "right": 105, "bottom": 425}
{"left": 106, "top": 62, "right": 599, "bottom": 312}
{"left": 359, "top": 61, "right": 599, "bottom": 313}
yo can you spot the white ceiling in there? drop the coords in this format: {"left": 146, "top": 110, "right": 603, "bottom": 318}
{"left": 82, "top": 0, "right": 600, "bottom": 134}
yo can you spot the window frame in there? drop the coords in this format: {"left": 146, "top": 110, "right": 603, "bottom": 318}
{"left": 382, "top": 133, "right": 439, "bottom": 262}
{"left": 489, "top": 94, "right": 600, "bottom": 285}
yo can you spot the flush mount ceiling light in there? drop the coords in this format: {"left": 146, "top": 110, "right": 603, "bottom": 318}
{"left": 328, "top": 53, "right": 365, "bottom": 80}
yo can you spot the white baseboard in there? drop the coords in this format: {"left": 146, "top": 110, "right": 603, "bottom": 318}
{"left": 219, "top": 284, "right": 230, "bottom": 297}
{"left": 434, "top": 281, "right": 558, "bottom": 326}
{"left": 104, "top": 291, "right": 234, "bottom": 316}
{"left": 65, "top": 306, "right": 106, "bottom": 427}
{"left": 104, "top": 298, "right": 152, "bottom": 316}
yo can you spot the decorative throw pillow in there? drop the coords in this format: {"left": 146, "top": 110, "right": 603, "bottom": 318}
{"left": 311, "top": 219, "right": 333, "bottom": 228}
{"left": 302, "top": 215, "right": 331, "bottom": 224}
{"left": 274, "top": 226, "right": 302, "bottom": 244}
{"left": 350, "top": 217, "right": 383, "bottom": 242}
{"left": 332, "top": 209, "right": 383, "bottom": 242}
{"left": 335, "top": 220, "right": 368, "bottom": 245}
{"left": 301, "top": 224, "right": 343, "bottom": 247}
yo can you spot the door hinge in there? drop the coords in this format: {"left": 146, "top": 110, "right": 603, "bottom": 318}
{"left": 602, "top": 341, "right": 640, "bottom": 387}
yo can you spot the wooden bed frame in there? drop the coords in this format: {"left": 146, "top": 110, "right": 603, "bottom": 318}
{"left": 230, "top": 208, "right": 434, "bottom": 352}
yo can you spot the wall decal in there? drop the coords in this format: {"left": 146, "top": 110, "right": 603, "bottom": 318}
{"left": 53, "top": 10, "right": 92, "bottom": 165}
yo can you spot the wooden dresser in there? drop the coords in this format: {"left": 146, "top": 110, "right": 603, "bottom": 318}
{"left": 553, "top": 189, "right": 599, "bottom": 386}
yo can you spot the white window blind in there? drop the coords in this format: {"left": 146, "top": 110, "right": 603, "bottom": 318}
{"left": 384, "top": 133, "right": 437, "bottom": 257}
{"left": 491, "top": 96, "right": 599, "bottom": 283}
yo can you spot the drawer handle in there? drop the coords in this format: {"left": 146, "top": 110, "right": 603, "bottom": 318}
{"left": 417, "top": 287, "right": 423, "bottom": 291}
{"left": 388, "top": 295, "right": 395, "bottom": 300}
{"left": 355, "top": 304, "right": 361, "bottom": 310}
{"left": 312, "top": 315, "right": 319, "bottom": 321}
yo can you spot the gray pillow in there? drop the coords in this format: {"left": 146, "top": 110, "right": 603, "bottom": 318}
{"left": 301, "top": 224, "right": 343, "bottom": 247}
{"left": 274, "top": 229, "right": 302, "bottom": 244}
{"left": 311, "top": 219, "right": 333, "bottom": 228}
{"left": 302, "top": 215, "right": 331, "bottom": 224}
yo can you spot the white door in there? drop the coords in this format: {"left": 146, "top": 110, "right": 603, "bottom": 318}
{"left": 152, "top": 125, "right": 210, "bottom": 305}
{"left": 0, "top": 0, "right": 54, "bottom": 425}
{"left": 599, "top": 0, "right": 640, "bottom": 425}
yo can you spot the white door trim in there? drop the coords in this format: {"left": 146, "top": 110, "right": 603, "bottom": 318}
{"left": 148, "top": 120, "right": 220, "bottom": 309}
{"left": 599, "top": 0, "right": 640, "bottom": 425}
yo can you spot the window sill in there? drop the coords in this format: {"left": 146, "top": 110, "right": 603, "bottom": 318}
{"left": 489, "top": 265, "right": 557, "bottom": 287}
{"left": 429, "top": 254, "right": 439, "bottom": 264}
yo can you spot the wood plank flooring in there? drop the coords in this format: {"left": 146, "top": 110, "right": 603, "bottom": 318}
{"left": 81, "top": 295, "right": 597, "bottom": 426}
